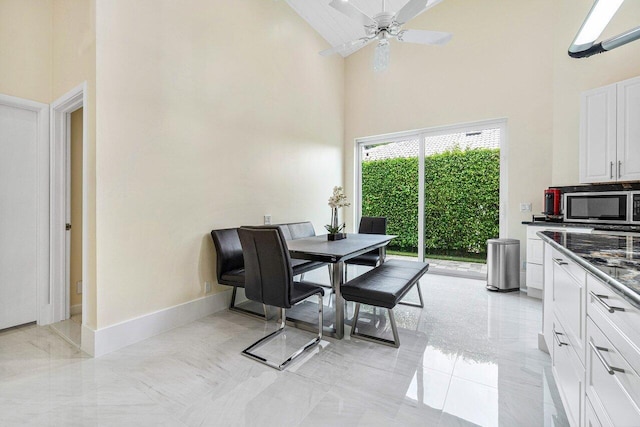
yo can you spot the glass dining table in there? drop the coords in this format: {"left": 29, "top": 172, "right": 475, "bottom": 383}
{"left": 286, "top": 233, "right": 396, "bottom": 339}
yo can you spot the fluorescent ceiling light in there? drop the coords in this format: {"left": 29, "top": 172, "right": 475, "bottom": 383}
{"left": 572, "top": 0, "right": 624, "bottom": 48}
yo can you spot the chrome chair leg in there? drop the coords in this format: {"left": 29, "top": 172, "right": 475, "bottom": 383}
{"left": 350, "top": 303, "right": 400, "bottom": 348}
{"left": 229, "top": 287, "right": 269, "bottom": 320}
{"left": 398, "top": 281, "right": 425, "bottom": 308}
{"left": 242, "top": 293, "right": 323, "bottom": 370}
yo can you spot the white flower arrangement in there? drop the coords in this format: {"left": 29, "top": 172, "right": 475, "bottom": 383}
{"left": 328, "top": 186, "right": 350, "bottom": 209}
{"left": 325, "top": 186, "right": 350, "bottom": 235}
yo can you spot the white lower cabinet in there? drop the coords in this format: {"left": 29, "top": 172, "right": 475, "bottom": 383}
{"left": 586, "top": 317, "right": 640, "bottom": 426}
{"left": 552, "top": 317, "right": 585, "bottom": 427}
{"left": 586, "top": 398, "right": 603, "bottom": 427}
{"left": 542, "top": 241, "right": 640, "bottom": 427}
{"left": 527, "top": 226, "right": 591, "bottom": 299}
{"left": 553, "top": 251, "right": 586, "bottom": 366}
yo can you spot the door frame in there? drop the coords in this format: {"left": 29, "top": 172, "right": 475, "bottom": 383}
{"left": 354, "top": 118, "right": 509, "bottom": 261}
{"left": 0, "top": 93, "right": 50, "bottom": 325}
{"left": 50, "top": 83, "right": 87, "bottom": 324}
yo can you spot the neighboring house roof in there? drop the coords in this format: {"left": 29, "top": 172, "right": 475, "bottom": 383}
{"left": 363, "top": 128, "right": 500, "bottom": 161}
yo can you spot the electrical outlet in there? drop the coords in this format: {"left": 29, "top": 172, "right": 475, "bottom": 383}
{"left": 76, "top": 281, "right": 82, "bottom": 294}
{"left": 519, "top": 203, "right": 532, "bottom": 212}
{"left": 264, "top": 215, "right": 272, "bottom": 225}
{"left": 205, "top": 281, "right": 212, "bottom": 293}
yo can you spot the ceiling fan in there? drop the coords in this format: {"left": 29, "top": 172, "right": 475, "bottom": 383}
{"left": 320, "top": 0, "right": 452, "bottom": 72}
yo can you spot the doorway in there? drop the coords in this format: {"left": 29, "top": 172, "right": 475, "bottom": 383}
{"left": 355, "top": 119, "right": 507, "bottom": 278}
{"left": 49, "top": 84, "right": 86, "bottom": 347}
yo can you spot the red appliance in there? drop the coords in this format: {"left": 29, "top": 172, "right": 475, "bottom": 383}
{"left": 544, "top": 189, "right": 562, "bottom": 217}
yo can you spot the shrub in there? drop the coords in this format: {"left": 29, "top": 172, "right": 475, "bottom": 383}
{"left": 361, "top": 148, "right": 500, "bottom": 256}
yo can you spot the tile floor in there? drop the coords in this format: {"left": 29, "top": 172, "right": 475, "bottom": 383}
{"left": 0, "top": 273, "right": 568, "bottom": 426}
{"left": 389, "top": 255, "right": 488, "bottom": 279}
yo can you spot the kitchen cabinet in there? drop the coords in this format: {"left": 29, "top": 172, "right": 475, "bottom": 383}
{"left": 541, "top": 238, "right": 640, "bottom": 427}
{"left": 579, "top": 75, "right": 640, "bottom": 183}
{"left": 526, "top": 225, "right": 590, "bottom": 300}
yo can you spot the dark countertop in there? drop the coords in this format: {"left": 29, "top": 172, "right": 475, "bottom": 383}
{"left": 523, "top": 220, "right": 640, "bottom": 233}
{"left": 538, "top": 231, "right": 640, "bottom": 308}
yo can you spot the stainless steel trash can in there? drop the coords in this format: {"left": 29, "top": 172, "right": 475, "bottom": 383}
{"left": 486, "top": 238, "right": 520, "bottom": 292}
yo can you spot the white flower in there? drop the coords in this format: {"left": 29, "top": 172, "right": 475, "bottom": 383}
{"left": 328, "top": 186, "right": 350, "bottom": 209}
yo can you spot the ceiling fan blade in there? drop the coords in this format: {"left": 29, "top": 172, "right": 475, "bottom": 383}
{"left": 395, "top": 0, "right": 440, "bottom": 25}
{"left": 319, "top": 38, "right": 375, "bottom": 57}
{"left": 397, "top": 29, "right": 452, "bottom": 45}
{"left": 328, "top": 0, "right": 377, "bottom": 28}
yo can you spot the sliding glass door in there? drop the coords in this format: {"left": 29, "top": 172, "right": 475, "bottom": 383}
{"left": 356, "top": 120, "right": 506, "bottom": 277}
{"left": 360, "top": 138, "right": 420, "bottom": 257}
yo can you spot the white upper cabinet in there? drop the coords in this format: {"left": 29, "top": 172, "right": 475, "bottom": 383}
{"left": 617, "top": 77, "right": 640, "bottom": 181}
{"left": 580, "top": 76, "right": 640, "bottom": 184}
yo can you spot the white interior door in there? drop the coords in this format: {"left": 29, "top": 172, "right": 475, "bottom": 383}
{"left": 0, "top": 103, "right": 40, "bottom": 329}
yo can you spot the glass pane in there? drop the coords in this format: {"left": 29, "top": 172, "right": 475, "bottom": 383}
{"left": 361, "top": 138, "right": 419, "bottom": 258}
{"left": 423, "top": 128, "right": 500, "bottom": 274}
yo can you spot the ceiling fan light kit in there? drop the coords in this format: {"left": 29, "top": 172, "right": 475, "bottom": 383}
{"left": 320, "top": 0, "right": 452, "bottom": 71}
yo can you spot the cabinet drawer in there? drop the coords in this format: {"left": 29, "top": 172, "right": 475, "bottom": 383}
{"left": 526, "top": 263, "right": 543, "bottom": 291}
{"left": 527, "top": 227, "right": 543, "bottom": 240}
{"left": 587, "top": 274, "right": 640, "bottom": 373}
{"left": 527, "top": 238, "right": 544, "bottom": 264}
{"left": 551, "top": 248, "right": 586, "bottom": 284}
{"left": 586, "top": 318, "right": 640, "bottom": 426}
{"left": 586, "top": 397, "right": 605, "bottom": 427}
{"left": 552, "top": 317, "right": 584, "bottom": 427}
{"left": 554, "top": 255, "right": 587, "bottom": 365}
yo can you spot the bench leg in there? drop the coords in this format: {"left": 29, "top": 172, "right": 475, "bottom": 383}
{"left": 350, "top": 303, "right": 400, "bottom": 348}
{"left": 398, "top": 281, "right": 424, "bottom": 308}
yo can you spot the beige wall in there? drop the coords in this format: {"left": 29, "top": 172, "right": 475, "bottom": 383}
{"left": 345, "top": 0, "right": 555, "bottom": 258}
{"left": 552, "top": 0, "right": 640, "bottom": 185}
{"left": 70, "top": 108, "right": 83, "bottom": 309}
{"left": 95, "top": 0, "right": 344, "bottom": 328}
{"left": 0, "top": 0, "right": 52, "bottom": 102}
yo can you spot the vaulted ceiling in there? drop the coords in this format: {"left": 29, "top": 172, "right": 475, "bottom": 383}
{"left": 285, "top": 0, "right": 442, "bottom": 57}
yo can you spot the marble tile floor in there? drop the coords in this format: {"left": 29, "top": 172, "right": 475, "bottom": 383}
{"left": 389, "top": 254, "right": 488, "bottom": 279}
{"left": 0, "top": 274, "right": 569, "bottom": 427}
{"left": 49, "top": 314, "right": 82, "bottom": 349}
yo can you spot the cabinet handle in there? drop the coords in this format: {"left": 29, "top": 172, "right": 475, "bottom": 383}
{"left": 553, "top": 258, "right": 568, "bottom": 266}
{"left": 589, "top": 291, "right": 625, "bottom": 313}
{"left": 618, "top": 161, "right": 622, "bottom": 178}
{"left": 610, "top": 161, "right": 614, "bottom": 179}
{"left": 589, "top": 342, "right": 625, "bottom": 375}
{"left": 553, "top": 329, "right": 568, "bottom": 347}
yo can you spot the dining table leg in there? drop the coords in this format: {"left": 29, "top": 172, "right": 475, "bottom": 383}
{"left": 331, "top": 261, "right": 345, "bottom": 339}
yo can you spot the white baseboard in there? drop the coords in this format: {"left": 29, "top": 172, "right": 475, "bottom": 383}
{"left": 527, "top": 287, "right": 543, "bottom": 299}
{"left": 81, "top": 289, "right": 232, "bottom": 357}
{"left": 70, "top": 304, "right": 82, "bottom": 316}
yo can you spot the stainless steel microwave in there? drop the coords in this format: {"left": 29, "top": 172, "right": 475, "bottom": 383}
{"left": 564, "top": 191, "right": 640, "bottom": 224}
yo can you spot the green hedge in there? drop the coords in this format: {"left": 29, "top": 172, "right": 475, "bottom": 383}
{"left": 361, "top": 148, "right": 500, "bottom": 256}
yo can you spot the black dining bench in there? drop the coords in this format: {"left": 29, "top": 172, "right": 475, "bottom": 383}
{"left": 341, "top": 259, "right": 429, "bottom": 348}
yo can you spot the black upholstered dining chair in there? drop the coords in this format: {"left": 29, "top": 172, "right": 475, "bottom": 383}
{"left": 211, "top": 228, "right": 268, "bottom": 319}
{"left": 211, "top": 223, "right": 329, "bottom": 319}
{"left": 345, "top": 216, "right": 388, "bottom": 275}
{"left": 238, "top": 226, "right": 325, "bottom": 371}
